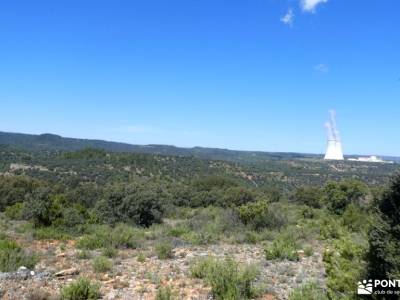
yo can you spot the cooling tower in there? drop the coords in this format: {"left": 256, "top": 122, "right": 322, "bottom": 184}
{"left": 324, "top": 110, "right": 344, "bottom": 160}
{"left": 324, "top": 140, "right": 344, "bottom": 160}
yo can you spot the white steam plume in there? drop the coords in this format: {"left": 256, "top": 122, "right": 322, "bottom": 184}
{"left": 329, "top": 109, "right": 340, "bottom": 142}
{"left": 324, "top": 121, "right": 334, "bottom": 141}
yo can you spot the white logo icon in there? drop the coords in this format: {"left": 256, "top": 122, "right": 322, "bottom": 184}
{"left": 358, "top": 280, "right": 373, "bottom": 295}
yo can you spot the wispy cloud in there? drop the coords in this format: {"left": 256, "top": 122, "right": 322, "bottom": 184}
{"left": 281, "top": 8, "right": 294, "bottom": 26}
{"left": 314, "top": 63, "right": 329, "bottom": 73}
{"left": 300, "top": 0, "right": 328, "bottom": 13}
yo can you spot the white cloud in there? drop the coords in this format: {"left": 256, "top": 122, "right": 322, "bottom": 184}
{"left": 300, "top": 0, "right": 328, "bottom": 13}
{"left": 281, "top": 8, "right": 294, "bottom": 26}
{"left": 314, "top": 63, "right": 329, "bottom": 73}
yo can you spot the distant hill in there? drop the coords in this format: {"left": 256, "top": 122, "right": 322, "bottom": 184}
{"left": 0, "top": 131, "right": 321, "bottom": 163}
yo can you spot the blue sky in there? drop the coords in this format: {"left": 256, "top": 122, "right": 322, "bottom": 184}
{"left": 0, "top": 0, "right": 399, "bottom": 156}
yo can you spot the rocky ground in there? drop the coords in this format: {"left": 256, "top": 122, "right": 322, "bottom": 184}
{"left": 0, "top": 235, "right": 326, "bottom": 300}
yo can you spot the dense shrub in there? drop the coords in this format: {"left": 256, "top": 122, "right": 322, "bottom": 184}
{"left": 95, "top": 183, "right": 164, "bottom": 227}
{"left": 0, "top": 237, "right": 38, "bottom": 272}
{"left": 341, "top": 204, "right": 372, "bottom": 232}
{"left": 183, "top": 207, "right": 243, "bottom": 244}
{"left": 4, "top": 202, "right": 25, "bottom": 220}
{"left": 368, "top": 174, "right": 400, "bottom": 280}
{"left": 191, "top": 257, "right": 259, "bottom": 300}
{"left": 293, "top": 186, "right": 323, "bottom": 208}
{"left": 318, "top": 215, "right": 345, "bottom": 240}
{"left": 192, "top": 176, "right": 238, "bottom": 192}
{"left": 32, "top": 226, "right": 72, "bottom": 240}
{"left": 265, "top": 234, "right": 299, "bottom": 261}
{"left": 188, "top": 177, "right": 250, "bottom": 207}
{"left": 57, "top": 205, "right": 87, "bottom": 228}
{"left": 323, "top": 180, "right": 368, "bottom": 215}
{"left": 156, "top": 286, "right": 174, "bottom": 300}
{"left": 101, "top": 247, "right": 117, "bottom": 258}
{"left": 190, "top": 190, "right": 224, "bottom": 207}
{"left": 76, "top": 250, "right": 92, "bottom": 260}
{"left": 60, "top": 277, "right": 100, "bottom": 300}
{"left": 323, "top": 235, "right": 366, "bottom": 299}
{"left": 219, "top": 187, "right": 256, "bottom": 207}
{"left": 92, "top": 256, "right": 113, "bottom": 273}
{"left": 77, "top": 224, "right": 143, "bottom": 250}
{"left": 238, "top": 200, "right": 286, "bottom": 230}
{"left": 155, "top": 241, "right": 173, "bottom": 259}
{"left": 65, "top": 183, "right": 103, "bottom": 208}
{"left": 238, "top": 200, "right": 269, "bottom": 230}
{"left": 109, "top": 223, "right": 143, "bottom": 248}
{"left": 0, "top": 176, "right": 40, "bottom": 211}
{"left": 22, "top": 187, "right": 57, "bottom": 226}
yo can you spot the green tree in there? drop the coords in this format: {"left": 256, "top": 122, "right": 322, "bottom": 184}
{"left": 323, "top": 180, "right": 368, "bottom": 215}
{"left": 367, "top": 175, "right": 400, "bottom": 279}
{"left": 293, "top": 186, "right": 323, "bottom": 208}
{"left": 0, "top": 176, "right": 40, "bottom": 211}
{"left": 95, "top": 183, "right": 164, "bottom": 227}
{"left": 220, "top": 187, "right": 255, "bottom": 207}
{"left": 23, "top": 187, "right": 57, "bottom": 226}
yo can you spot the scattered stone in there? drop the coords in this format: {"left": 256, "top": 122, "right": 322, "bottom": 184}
{"left": 0, "top": 268, "right": 50, "bottom": 281}
{"left": 55, "top": 268, "right": 79, "bottom": 277}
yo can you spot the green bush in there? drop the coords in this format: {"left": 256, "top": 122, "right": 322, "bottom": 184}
{"left": 0, "top": 175, "right": 39, "bottom": 211}
{"left": 94, "top": 183, "right": 164, "bottom": 227}
{"left": 342, "top": 204, "right": 371, "bottom": 233}
{"left": 22, "top": 188, "right": 62, "bottom": 227}
{"left": 156, "top": 286, "right": 174, "bottom": 300}
{"left": 289, "top": 282, "right": 328, "bottom": 300}
{"left": 190, "top": 257, "right": 259, "bottom": 300}
{"left": 323, "top": 235, "right": 366, "bottom": 299}
{"left": 304, "top": 246, "right": 314, "bottom": 257}
{"left": 92, "top": 256, "right": 113, "bottom": 273}
{"left": 102, "top": 247, "right": 117, "bottom": 258}
{"left": 184, "top": 207, "right": 238, "bottom": 245}
{"left": 4, "top": 202, "right": 25, "bottom": 220}
{"left": 58, "top": 205, "right": 87, "bottom": 228}
{"left": 192, "top": 176, "right": 238, "bottom": 192}
{"left": 238, "top": 200, "right": 269, "bottom": 230}
{"left": 219, "top": 187, "right": 256, "bottom": 207}
{"left": 318, "top": 216, "right": 344, "bottom": 240}
{"left": 77, "top": 224, "right": 143, "bottom": 250}
{"left": 323, "top": 180, "right": 368, "bottom": 215}
{"left": 60, "top": 277, "right": 100, "bottom": 300}
{"left": 293, "top": 187, "right": 323, "bottom": 208}
{"left": 155, "top": 241, "right": 173, "bottom": 259}
{"left": 77, "top": 233, "right": 106, "bottom": 250}
{"left": 167, "top": 226, "right": 190, "bottom": 237}
{"left": 32, "top": 226, "right": 72, "bottom": 241}
{"left": 137, "top": 252, "right": 146, "bottom": 263}
{"left": 109, "top": 223, "right": 142, "bottom": 248}
{"left": 0, "top": 238, "right": 38, "bottom": 272}
{"left": 238, "top": 200, "right": 286, "bottom": 230}
{"left": 265, "top": 234, "right": 299, "bottom": 261}
{"left": 368, "top": 174, "right": 400, "bottom": 280}
{"left": 76, "top": 250, "right": 92, "bottom": 260}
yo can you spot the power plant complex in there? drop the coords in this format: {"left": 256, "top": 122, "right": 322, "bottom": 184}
{"left": 323, "top": 111, "right": 392, "bottom": 163}
{"left": 324, "top": 110, "right": 344, "bottom": 160}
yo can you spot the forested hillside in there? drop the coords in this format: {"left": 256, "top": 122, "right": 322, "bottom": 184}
{"left": 0, "top": 131, "right": 334, "bottom": 162}
{"left": 0, "top": 141, "right": 400, "bottom": 299}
